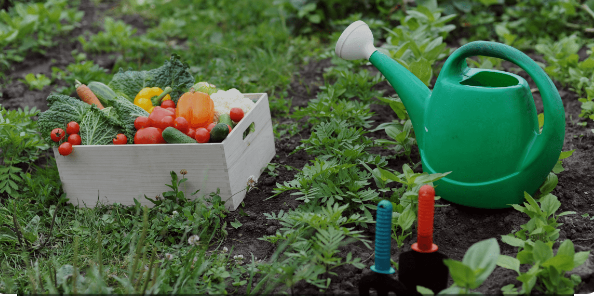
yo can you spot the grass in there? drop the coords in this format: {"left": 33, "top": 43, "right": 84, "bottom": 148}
{"left": 1, "top": 0, "right": 594, "bottom": 294}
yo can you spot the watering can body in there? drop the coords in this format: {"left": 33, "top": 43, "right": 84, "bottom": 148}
{"left": 336, "top": 21, "right": 566, "bottom": 208}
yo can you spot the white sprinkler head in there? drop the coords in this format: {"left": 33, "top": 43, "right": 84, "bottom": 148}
{"left": 335, "top": 20, "right": 377, "bottom": 60}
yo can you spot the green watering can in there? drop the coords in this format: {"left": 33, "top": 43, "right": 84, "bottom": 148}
{"left": 335, "top": 21, "right": 566, "bottom": 209}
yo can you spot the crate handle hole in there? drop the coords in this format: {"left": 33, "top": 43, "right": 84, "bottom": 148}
{"left": 243, "top": 122, "right": 255, "bottom": 140}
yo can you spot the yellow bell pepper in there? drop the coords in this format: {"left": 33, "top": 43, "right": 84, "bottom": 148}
{"left": 134, "top": 87, "right": 173, "bottom": 113}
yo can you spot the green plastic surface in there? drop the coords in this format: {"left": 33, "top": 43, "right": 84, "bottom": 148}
{"left": 369, "top": 41, "right": 565, "bottom": 208}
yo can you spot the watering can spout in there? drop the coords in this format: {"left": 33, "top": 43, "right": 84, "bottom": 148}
{"left": 335, "top": 21, "right": 431, "bottom": 145}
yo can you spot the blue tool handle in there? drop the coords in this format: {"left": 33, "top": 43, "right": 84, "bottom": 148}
{"left": 371, "top": 200, "right": 395, "bottom": 274}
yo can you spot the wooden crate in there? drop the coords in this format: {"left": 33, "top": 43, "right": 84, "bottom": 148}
{"left": 53, "top": 93, "right": 275, "bottom": 211}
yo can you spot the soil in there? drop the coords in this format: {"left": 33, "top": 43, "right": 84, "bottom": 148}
{"left": 1, "top": 2, "right": 593, "bottom": 294}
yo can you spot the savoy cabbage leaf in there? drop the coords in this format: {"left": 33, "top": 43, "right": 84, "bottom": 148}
{"left": 112, "top": 97, "right": 149, "bottom": 143}
{"left": 37, "top": 95, "right": 91, "bottom": 145}
{"left": 108, "top": 54, "right": 195, "bottom": 103}
{"left": 79, "top": 105, "right": 123, "bottom": 146}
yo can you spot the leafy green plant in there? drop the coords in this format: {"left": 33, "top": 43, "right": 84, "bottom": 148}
{"left": 260, "top": 203, "right": 372, "bottom": 290}
{"left": 373, "top": 119, "right": 416, "bottom": 161}
{"left": 0, "top": 0, "right": 83, "bottom": 72}
{"left": 20, "top": 73, "right": 51, "bottom": 90}
{"left": 382, "top": 3, "right": 456, "bottom": 85}
{"left": 294, "top": 119, "right": 383, "bottom": 165}
{"left": 578, "top": 83, "right": 594, "bottom": 121}
{"left": 270, "top": 158, "right": 381, "bottom": 218}
{"left": 0, "top": 105, "right": 49, "bottom": 198}
{"left": 78, "top": 17, "right": 167, "bottom": 70}
{"left": 293, "top": 85, "right": 375, "bottom": 128}
{"left": 426, "top": 238, "right": 501, "bottom": 295}
{"left": 51, "top": 53, "right": 111, "bottom": 95}
{"left": 497, "top": 239, "right": 590, "bottom": 295}
{"left": 502, "top": 192, "right": 575, "bottom": 247}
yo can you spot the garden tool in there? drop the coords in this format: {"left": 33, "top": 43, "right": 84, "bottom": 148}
{"left": 358, "top": 200, "right": 408, "bottom": 296}
{"left": 398, "top": 185, "right": 448, "bottom": 294}
{"left": 335, "top": 21, "right": 566, "bottom": 209}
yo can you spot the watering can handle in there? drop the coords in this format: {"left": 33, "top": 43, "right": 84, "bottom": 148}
{"left": 441, "top": 41, "right": 566, "bottom": 171}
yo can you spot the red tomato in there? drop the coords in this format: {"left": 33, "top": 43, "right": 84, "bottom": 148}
{"left": 206, "top": 123, "right": 216, "bottom": 132}
{"left": 173, "top": 117, "right": 189, "bottom": 133}
{"left": 66, "top": 121, "right": 80, "bottom": 135}
{"left": 227, "top": 124, "right": 232, "bottom": 133}
{"left": 230, "top": 108, "right": 244, "bottom": 122}
{"left": 195, "top": 128, "right": 210, "bottom": 143}
{"left": 149, "top": 107, "right": 175, "bottom": 128}
{"left": 166, "top": 107, "right": 176, "bottom": 114}
{"left": 161, "top": 100, "right": 175, "bottom": 108}
{"left": 134, "top": 127, "right": 165, "bottom": 144}
{"left": 50, "top": 128, "right": 66, "bottom": 142}
{"left": 68, "top": 134, "right": 81, "bottom": 146}
{"left": 186, "top": 128, "right": 196, "bottom": 139}
{"left": 58, "top": 142, "right": 73, "bottom": 156}
{"left": 134, "top": 116, "right": 150, "bottom": 130}
{"left": 113, "top": 134, "right": 127, "bottom": 145}
{"left": 155, "top": 116, "right": 175, "bottom": 130}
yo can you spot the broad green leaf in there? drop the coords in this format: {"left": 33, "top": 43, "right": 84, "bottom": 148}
{"left": 378, "top": 168, "right": 402, "bottom": 183}
{"left": 501, "top": 235, "right": 525, "bottom": 248}
{"left": 574, "top": 251, "right": 591, "bottom": 268}
{"left": 497, "top": 255, "right": 520, "bottom": 273}
{"left": 540, "top": 194, "right": 560, "bottom": 217}
{"left": 417, "top": 285, "right": 434, "bottom": 295}
{"left": 443, "top": 259, "right": 476, "bottom": 288}
{"left": 559, "top": 150, "right": 575, "bottom": 160}
{"left": 517, "top": 249, "right": 534, "bottom": 265}
{"left": 398, "top": 206, "right": 416, "bottom": 231}
{"left": 538, "top": 173, "right": 558, "bottom": 196}
{"left": 462, "top": 238, "right": 500, "bottom": 286}
{"left": 533, "top": 240, "right": 553, "bottom": 263}
{"left": 409, "top": 58, "right": 432, "bottom": 86}
{"left": 542, "top": 255, "right": 574, "bottom": 271}
{"left": 556, "top": 239, "right": 575, "bottom": 258}
{"left": 0, "top": 226, "right": 18, "bottom": 243}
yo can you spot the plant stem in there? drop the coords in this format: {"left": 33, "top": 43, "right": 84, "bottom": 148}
{"left": 583, "top": 4, "right": 594, "bottom": 20}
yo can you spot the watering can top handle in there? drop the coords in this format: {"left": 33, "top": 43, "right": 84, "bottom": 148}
{"left": 442, "top": 41, "right": 566, "bottom": 169}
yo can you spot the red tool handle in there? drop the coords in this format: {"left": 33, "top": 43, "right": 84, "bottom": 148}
{"left": 411, "top": 185, "right": 438, "bottom": 253}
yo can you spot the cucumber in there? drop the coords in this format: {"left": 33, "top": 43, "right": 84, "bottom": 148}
{"left": 210, "top": 123, "right": 230, "bottom": 143}
{"left": 218, "top": 114, "right": 233, "bottom": 127}
{"left": 162, "top": 127, "right": 197, "bottom": 144}
{"left": 88, "top": 81, "right": 118, "bottom": 107}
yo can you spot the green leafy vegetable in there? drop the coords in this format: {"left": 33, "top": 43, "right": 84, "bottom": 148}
{"left": 108, "top": 54, "right": 195, "bottom": 103}
{"left": 79, "top": 106, "right": 122, "bottom": 146}
{"left": 112, "top": 97, "right": 150, "bottom": 143}
{"left": 37, "top": 94, "right": 91, "bottom": 144}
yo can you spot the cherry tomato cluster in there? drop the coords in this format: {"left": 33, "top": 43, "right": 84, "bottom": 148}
{"left": 51, "top": 121, "right": 82, "bottom": 156}
{"left": 133, "top": 102, "right": 246, "bottom": 144}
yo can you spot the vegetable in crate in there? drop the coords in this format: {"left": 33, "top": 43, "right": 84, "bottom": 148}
{"left": 149, "top": 107, "right": 175, "bottom": 129}
{"left": 58, "top": 142, "right": 73, "bottom": 156}
{"left": 230, "top": 107, "right": 244, "bottom": 122}
{"left": 134, "top": 127, "right": 165, "bottom": 144}
{"left": 50, "top": 128, "right": 66, "bottom": 142}
{"left": 211, "top": 88, "right": 255, "bottom": 123}
{"left": 218, "top": 114, "right": 233, "bottom": 128}
{"left": 176, "top": 90, "right": 214, "bottom": 129}
{"left": 195, "top": 128, "right": 210, "bottom": 143}
{"left": 162, "top": 127, "right": 197, "bottom": 144}
{"left": 113, "top": 134, "right": 127, "bottom": 145}
{"left": 87, "top": 81, "right": 118, "bottom": 107}
{"left": 66, "top": 121, "right": 80, "bottom": 135}
{"left": 68, "top": 134, "right": 81, "bottom": 146}
{"left": 134, "top": 86, "right": 173, "bottom": 113}
{"left": 108, "top": 54, "right": 195, "bottom": 103}
{"left": 210, "top": 123, "right": 230, "bottom": 142}
{"left": 75, "top": 80, "right": 104, "bottom": 109}
{"left": 192, "top": 82, "right": 217, "bottom": 95}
